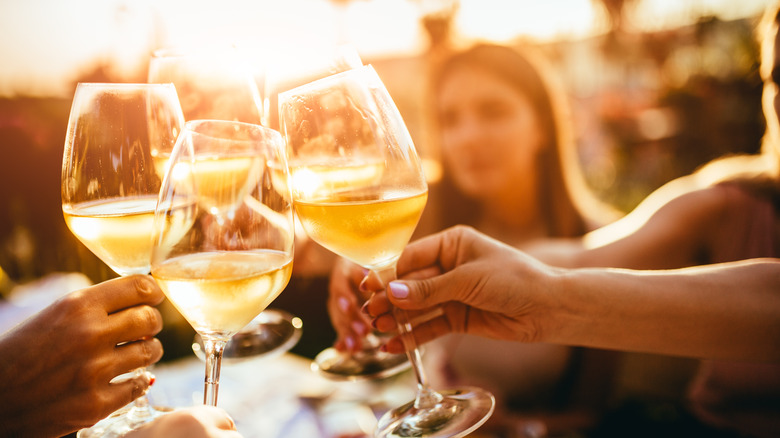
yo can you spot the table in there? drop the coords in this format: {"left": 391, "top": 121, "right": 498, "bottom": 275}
{"left": 148, "top": 352, "right": 418, "bottom": 438}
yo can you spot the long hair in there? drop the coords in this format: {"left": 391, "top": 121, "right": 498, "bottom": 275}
{"left": 427, "top": 43, "right": 617, "bottom": 238}
{"left": 693, "top": 2, "right": 780, "bottom": 196}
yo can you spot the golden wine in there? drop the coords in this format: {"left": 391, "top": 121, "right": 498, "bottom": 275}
{"left": 63, "top": 196, "right": 157, "bottom": 276}
{"left": 294, "top": 190, "right": 427, "bottom": 269}
{"left": 163, "top": 155, "right": 261, "bottom": 213}
{"left": 288, "top": 160, "right": 384, "bottom": 200}
{"left": 152, "top": 250, "right": 292, "bottom": 337}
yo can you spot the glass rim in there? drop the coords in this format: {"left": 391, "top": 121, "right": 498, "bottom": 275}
{"left": 277, "top": 64, "right": 378, "bottom": 102}
{"left": 151, "top": 45, "right": 244, "bottom": 59}
{"left": 183, "top": 119, "right": 283, "bottom": 143}
{"left": 75, "top": 82, "right": 177, "bottom": 90}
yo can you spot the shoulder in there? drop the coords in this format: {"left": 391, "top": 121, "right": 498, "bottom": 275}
{"left": 583, "top": 175, "right": 728, "bottom": 248}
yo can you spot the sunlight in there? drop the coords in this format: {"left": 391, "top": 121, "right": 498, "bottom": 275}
{"left": 455, "top": 0, "right": 605, "bottom": 42}
{"left": 0, "top": 0, "right": 774, "bottom": 97}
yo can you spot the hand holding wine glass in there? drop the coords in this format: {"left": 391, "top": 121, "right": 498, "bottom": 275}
{"left": 278, "top": 65, "right": 495, "bottom": 437}
{"left": 150, "top": 120, "right": 295, "bottom": 407}
{"left": 61, "top": 83, "right": 184, "bottom": 437}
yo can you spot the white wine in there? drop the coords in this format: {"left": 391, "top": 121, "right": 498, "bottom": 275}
{"left": 288, "top": 160, "right": 384, "bottom": 200}
{"left": 152, "top": 250, "right": 292, "bottom": 337}
{"left": 295, "top": 190, "right": 427, "bottom": 269}
{"left": 63, "top": 196, "right": 158, "bottom": 276}
{"left": 163, "top": 155, "right": 262, "bottom": 214}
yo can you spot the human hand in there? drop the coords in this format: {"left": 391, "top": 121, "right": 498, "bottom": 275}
{"left": 125, "top": 406, "right": 242, "bottom": 438}
{"left": 0, "top": 275, "right": 164, "bottom": 437}
{"left": 363, "top": 226, "right": 557, "bottom": 354}
{"left": 327, "top": 257, "right": 371, "bottom": 352}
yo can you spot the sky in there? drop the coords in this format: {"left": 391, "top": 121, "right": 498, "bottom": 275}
{"left": 0, "top": 0, "right": 774, "bottom": 98}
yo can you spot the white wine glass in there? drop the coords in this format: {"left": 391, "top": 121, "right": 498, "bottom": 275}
{"left": 274, "top": 53, "right": 412, "bottom": 382}
{"left": 148, "top": 46, "right": 264, "bottom": 124}
{"left": 150, "top": 120, "right": 295, "bottom": 407}
{"left": 278, "top": 65, "right": 495, "bottom": 437}
{"left": 149, "top": 46, "right": 302, "bottom": 361}
{"left": 61, "top": 83, "right": 183, "bottom": 437}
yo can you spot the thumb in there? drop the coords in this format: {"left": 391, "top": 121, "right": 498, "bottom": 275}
{"left": 387, "top": 269, "right": 465, "bottom": 310}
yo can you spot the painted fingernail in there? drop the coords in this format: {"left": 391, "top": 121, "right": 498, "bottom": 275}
{"left": 149, "top": 375, "right": 156, "bottom": 386}
{"left": 345, "top": 336, "right": 355, "bottom": 350}
{"left": 338, "top": 297, "right": 350, "bottom": 312}
{"left": 358, "top": 277, "right": 369, "bottom": 293}
{"left": 389, "top": 282, "right": 409, "bottom": 299}
{"left": 352, "top": 321, "right": 366, "bottom": 336}
{"left": 360, "top": 301, "right": 371, "bottom": 316}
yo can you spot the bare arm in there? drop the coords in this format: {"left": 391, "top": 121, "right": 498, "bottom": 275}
{"left": 364, "top": 226, "right": 780, "bottom": 362}
{"left": 528, "top": 176, "right": 728, "bottom": 270}
{"left": 550, "top": 259, "right": 780, "bottom": 361}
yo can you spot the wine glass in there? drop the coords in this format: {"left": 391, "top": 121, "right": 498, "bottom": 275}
{"left": 148, "top": 46, "right": 302, "bottom": 361}
{"left": 150, "top": 120, "right": 295, "bottom": 407}
{"left": 267, "top": 46, "right": 412, "bottom": 381}
{"left": 61, "top": 83, "right": 183, "bottom": 437}
{"left": 278, "top": 65, "right": 495, "bottom": 437}
{"left": 148, "top": 46, "right": 264, "bottom": 124}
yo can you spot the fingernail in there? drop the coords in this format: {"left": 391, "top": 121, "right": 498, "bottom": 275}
{"left": 379, "top": 344, "right": 388, "bottom": 352}
{"left": 389, "top": 282, "right": 409, "bottom": 299}
{"left": 345, "top": 336, "right": 355, "bottom": 350}
{"left": 360, "top": 301, "right": 371, "bottom": 316}
{"left": 149, "top": 375, "right": 156, "bottom": 386}
{"left": 338, "top": 297, "right": 350, "bottom": 312}
{"left": 358, "top": 277, "right": 369, "bottom": 293}
{"left": 352, "top": 321, "right": 366, "bottom": 336}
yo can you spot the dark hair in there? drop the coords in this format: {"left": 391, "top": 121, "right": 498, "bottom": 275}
{"left": 427, "top": 43, "right": 612, "bottom": 238}
{"left": 691, "top": 1, "right": 780, "bottom": 195}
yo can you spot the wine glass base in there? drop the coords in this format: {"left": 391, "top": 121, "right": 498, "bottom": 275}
{"left": 312, "top": 346, "right": 412, "bottom": 381}
{"left": 374, "top": 387, "right": 495, "bottom": 438}
{"left": 77, "top": 404, "right": 174, "bottom": 438}
{"left": 192, "top": 309, "right": 302, "bottom": 364}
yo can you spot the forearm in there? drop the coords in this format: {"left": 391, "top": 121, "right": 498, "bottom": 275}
{"left": 545, "top": 258, "right": 780, "bottom": 362}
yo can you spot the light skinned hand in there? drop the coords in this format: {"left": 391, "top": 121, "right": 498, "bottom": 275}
{"left": 364, "top": 226, "right": 780, "bottom": 362}
{"left": 0, "top": 275, "right": 165, "bottom": 437}
{"left": 327, "top": 257, "right": 372, "bottom": 352}
{"left": 363, "top": 225, "right": 557, "bottom": 354}
{"left": 125, "top": 406, "right": 242, "bottom": 438}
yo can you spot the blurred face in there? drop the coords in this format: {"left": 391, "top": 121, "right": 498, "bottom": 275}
{"left": 437, "top": 66, "right": 546, "bottom": 200}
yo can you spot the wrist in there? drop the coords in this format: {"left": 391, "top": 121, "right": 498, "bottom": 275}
{"left": 540, "top": 265, "right": 579, "bottom": 346}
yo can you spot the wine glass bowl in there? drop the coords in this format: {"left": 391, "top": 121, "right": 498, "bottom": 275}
{"left": 151, "top": 120, "right": 294, "bottom": 406}
{"left": 148, "top": 46, "right": 264, "bottom": 124}
{"left": 61, "top": 82, "right": 184, "bottom": 437}
{"left": 279, "top": 65, "right": 495, "bottom": 437}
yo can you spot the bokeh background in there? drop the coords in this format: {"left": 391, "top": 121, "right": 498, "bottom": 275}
{"left": 0, "top": 1, "right": 773, "bottom": 368}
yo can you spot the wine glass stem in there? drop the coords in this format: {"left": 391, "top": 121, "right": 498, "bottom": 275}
{"left": 202, "top": 337, "right": 227, "bottom": 406}
{"left": 373, "top": 266, "right": 443, "bottom": 410}
{"left": 118, "top": 367, "right": 157, "bottom": 425}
